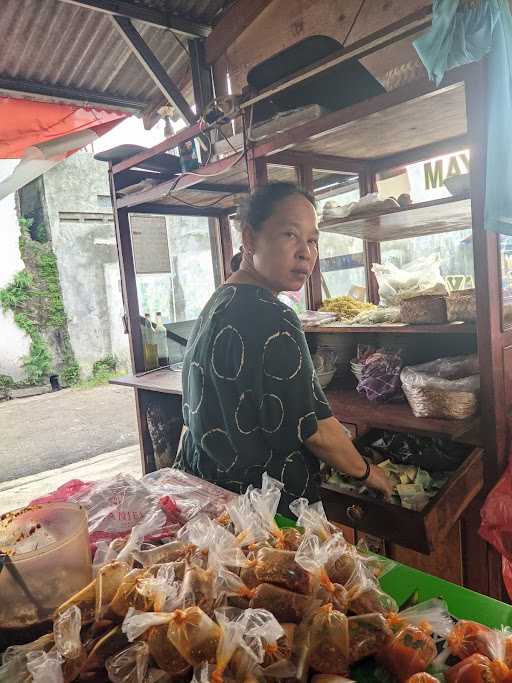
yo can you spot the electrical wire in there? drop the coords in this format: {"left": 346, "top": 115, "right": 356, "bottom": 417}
{"left": 342, "top": 0, "right": 366, "bottom": 46}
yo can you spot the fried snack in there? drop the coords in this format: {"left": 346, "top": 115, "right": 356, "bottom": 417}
{"left": 167, "top": 606, "right": 221, "bottom": 667}
{"left": 348, "top": 614, "right": 392, "bottom": 663}
{"left": 249, "top": 584, "right": 310, "bottom": 624}
{"left": 254, "top": 548, "right": 310, "bottom": 595}
{"left": 306, "top": 604, "right": 350, "bottom": 675}
{"left": 445, "top": 654, "right": 511, "bottom": 683}
{"left": 379, "top": 622, "right": 437, "bottom": 682}
{"left": 448, "top": 621, "right": 497, "bottom": 660}
{"left": 145, "top": 624, "right": 191, "bottom": 676}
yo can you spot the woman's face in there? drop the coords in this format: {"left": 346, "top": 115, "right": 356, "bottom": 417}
{"left": 244, "top": 193, "right": 319, "bottom": 293}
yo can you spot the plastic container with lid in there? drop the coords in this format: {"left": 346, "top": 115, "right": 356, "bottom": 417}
{"left": 0, "top": 502, "right": 92, "bottom": 644}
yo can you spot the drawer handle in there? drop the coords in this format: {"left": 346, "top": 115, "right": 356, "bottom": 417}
{"left": 346, "top": 504, "right": 366, "bottom": 522}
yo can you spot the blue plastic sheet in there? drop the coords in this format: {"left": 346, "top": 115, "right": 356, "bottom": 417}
{"left": 414, "top": 0, "right": 512, "bottom": 235}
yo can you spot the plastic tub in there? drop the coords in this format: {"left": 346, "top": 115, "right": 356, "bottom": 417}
{"left": 0, "top": 502, "right": 92, "bottom": 644}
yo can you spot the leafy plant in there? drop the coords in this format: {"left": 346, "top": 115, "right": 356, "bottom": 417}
{"left": 62, "top": 362, "right": 81, "bottom": 386}
{"left": 21, "top": 332, "right": 52, "bottom": 383}
{"left": 92, "top": 354, "right": 118, "bottom": 377}
{"left": 0, "top": 216, "right": 77, "bottom": 385}
{"left": 0, "top": 374, "right": 14, "bottom": 389}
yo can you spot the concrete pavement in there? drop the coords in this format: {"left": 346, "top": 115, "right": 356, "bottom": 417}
{"left": 0, "top": 384, "right": 139, "bottom": 481}
{"left": 0, "top": 443, "right": 142, "bottom": 513}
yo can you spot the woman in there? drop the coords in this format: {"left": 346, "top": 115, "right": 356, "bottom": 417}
{"left": 175, "top": 182, "right": 392, "bottom": 513}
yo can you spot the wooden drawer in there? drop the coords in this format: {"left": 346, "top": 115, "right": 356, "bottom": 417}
{"left": 321, "top": 447, "right": 483, "bottom": 554}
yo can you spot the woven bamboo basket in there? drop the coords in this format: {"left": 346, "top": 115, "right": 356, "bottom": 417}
{"left": 400, "top": 295, "right": 448, "bottom": 324}
{"left": 446, "top": 289, "right": 477, "bottom": 322}
{"left": 402, "top": 385, "right": 479, "bottom": 419}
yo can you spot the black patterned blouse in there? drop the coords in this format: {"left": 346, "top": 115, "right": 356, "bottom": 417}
{"left": 174, "top": 283, "right": 332, "bottom": 515}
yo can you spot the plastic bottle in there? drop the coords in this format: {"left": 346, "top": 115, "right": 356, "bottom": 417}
{"left": 155, "top": 312, "right": 169, "bottom": 367}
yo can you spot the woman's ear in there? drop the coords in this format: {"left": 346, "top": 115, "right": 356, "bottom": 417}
{"left": 241, "top": 224, "right": 256, "bottom": 257}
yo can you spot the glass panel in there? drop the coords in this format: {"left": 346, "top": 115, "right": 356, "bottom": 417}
{"left": 377, "top": 149, "right": 470, "bottom": 205}
{"left": 380, "top": 229, "right": 474, "bottom": 290}
{"left": 500, "top": 235, "right": 512, "bottom": 328}
{"left": 131, "top": 213, "right": 219, "bottom": 369}
{"left": 317, "top": 188, "right": 366, "bottom": 300}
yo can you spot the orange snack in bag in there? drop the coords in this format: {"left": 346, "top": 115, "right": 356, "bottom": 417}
{"left": 448, "top": 621, "right": 496, "bottom": 660}
{"left": 446, "top": 653, "right": 511, "bottom": 683}
{"left": 406, "top": 674, "right": 440, "bottom": 683}
{"left": 379, "top": 616, "right": 437, "bottom": 682}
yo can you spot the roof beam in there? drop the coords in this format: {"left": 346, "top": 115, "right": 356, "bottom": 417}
{"left": 56, "top": 0, "right": 211, "bottom": 38}
{"left": 205, "top": 0, "right": 273, "bottom": 64}
{"left": 111, "top": 16, "right": 198, "bottom": 126}
{"left": 0, "top": 76, "right": 145, "bottom": 113}
{"left": 269, "top": 150, "right": 364, "bottom": 174}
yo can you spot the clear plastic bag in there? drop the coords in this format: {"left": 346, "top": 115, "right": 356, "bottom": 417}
{"left": 250, "top": 583, "right": 310, "bottom": 624}
{"left": 379, "top": 599, "right": 453, "bottom": 682}
{"left": 372, "top": 256, "right": 448, "bottom": 307}
{"left": 53, "top": 606, "right": 82, "bottom": 661}
{"left": 254, "top": 547, "right": 310, "bottom": 594}
{"left": 249, "top": 474, "right": 298, "bottom": 549}
{"left": 108, "top": 569, "right": 153, "bottom": 619}
{"left": 295, "top": 533, "right": 348, "bottom": 611}
{"left": 448, "top": 621, "right": 497, "bottom": 660}
{"left": 401, "top": 355, "right": 480, "bottom": 393}
{"left": 289, "top": 498, "right": 333, "bottom": 542}
{"left": 345, "top": 561, "right": 398, "bottom": 615}
{"left": 145, "top": 625, "right": 191, "bottom": 676}
{"left": 26, "top": 650, "right": 64, "bottom": 683}
{"left": 348, "top": 614, "right": 392, "bottom": 664}
{"left": 136, "top": 563, "right": 180, "bottom": 613}
{"left": 105, "top": 641, "right": 150, "bottom": 683}
{"left": 299, "top": 604, "right": 350, "bottom": 676}
{"left": 133, "top": 540, "right": 196, "bottom": 568}
{"left": 180, "top": 564, "right": 218, "bottom": 615}
{"left": 167, "top": 606, "right": 221, "bottom": 667}
{"left": 445, "top": 653, "right": 511, "bottom": 683}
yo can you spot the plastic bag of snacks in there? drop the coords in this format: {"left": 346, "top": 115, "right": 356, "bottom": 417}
{"left": 53, "top": 606, "right": 87, "bottom": 681}
{"left": 445, "top": 653, "right": 511, "bottom": 683}
{"left": 26, "top": 651, "right": 64, "bottom": 683}
{"left": 254, "top": 547, "right": 311, "bottom": 594}
{"left": 405, "top": 675, "right": 440, "bottom": 683}
{"left": 167, "top": 606, "right": 222, "bottom": 667}
{"left": 295, "top": 532, "right": 348, "bottom": 612}
{"left": 345, "top": 561, "right": 398, "bottom": 615}
{"left": 298, "top": 604, "right": 350, "bottom": 676}
{"left": 289, "top": 497, "right": 334, "bottom": 542}
{"left": 105, "top": 641, "right": 150, "bottom": 683}
{"left": 250, "top": 583, "right": 310, "bottom": 624}
{"left": 192, "top": 609, "right": 247, "bottom": 683}
{"left": 132, "top": 539, "right": 196, "bottom": 568}
{"left": 348, "top": 613, "right": 393, "bottom": 664}
{"left": 379, "top": 599, "right": 453, "bottom": 682}
{"left": 249, "top": 474, "right": 303, "bottom": 550}
{"left": 237, "top": 608, "right": 293, "bottom": 670}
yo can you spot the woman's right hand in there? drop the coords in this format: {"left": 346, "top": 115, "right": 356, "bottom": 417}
{"left": 366, "top": 464, "right": 394, "bottom": 499}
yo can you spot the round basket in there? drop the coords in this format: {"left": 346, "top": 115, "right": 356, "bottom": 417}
{"left": 403, "top": 386, "right": 478, "bottom": 420}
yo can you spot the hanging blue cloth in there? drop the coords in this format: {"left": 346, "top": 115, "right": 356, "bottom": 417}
{"left": 414, "top": 0, "right": 512, "bottom": 235}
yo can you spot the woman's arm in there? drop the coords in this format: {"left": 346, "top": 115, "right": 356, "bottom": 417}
{"left": 306, "top": 416, "right": 393, "bottom": 497}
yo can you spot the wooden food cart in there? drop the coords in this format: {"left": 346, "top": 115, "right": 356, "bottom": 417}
{"left": 108, "top": 10, "right": 510, "bottom": 600}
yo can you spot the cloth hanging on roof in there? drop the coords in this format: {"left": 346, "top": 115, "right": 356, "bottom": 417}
{"left": 0, "top": 98, "right": 126, "bottom": 200}
{"left": 0, "top": 98, "right": 126, "bottom": 159}
{"left": 414, "top": 0, "right": 512, "bottom": 235}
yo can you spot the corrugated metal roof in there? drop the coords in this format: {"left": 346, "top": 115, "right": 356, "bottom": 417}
{"left": 0, "top": 0, "right": 230, "bottom": 114}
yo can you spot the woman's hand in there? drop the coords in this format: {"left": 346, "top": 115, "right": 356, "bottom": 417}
{"left": 366, "top": 464, "right": 394, "bottom": 499}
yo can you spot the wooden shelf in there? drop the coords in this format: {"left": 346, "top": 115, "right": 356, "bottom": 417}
{"left": 326, "top": 387, "right": 481, "bottom": 443}
{"left": 111, "top": 369, "right": 183, "bottom": 395}
{"left": 319, "top": 194, "right": 471, "bottom": 241}
{"left": 304, "top": 321, "right": 476, "bottom": 335}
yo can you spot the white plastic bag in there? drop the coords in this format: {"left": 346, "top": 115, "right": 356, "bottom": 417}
{"left": 26, "top": 651, "right": 64, "bottom": 683}
{"left": 372, "top": 255, "right": 448, "bottom": 307}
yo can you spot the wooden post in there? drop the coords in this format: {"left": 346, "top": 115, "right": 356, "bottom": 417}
{"left": 110, "top": 166, "right": 144, "bottom": 374}
{"left": 246, "top": 148, "right": 268, "bottom": 190}
{"left": 360, "top": 168, "right": 381, "bottom": 304}
{"left": 219, "top": 213, "right": 234, "bottom": 280}
{"left": 297, "top": 164, "right": 322, "bottom": 310}
{"left": 464, "top": 60, "right": 506, "bottom": 599}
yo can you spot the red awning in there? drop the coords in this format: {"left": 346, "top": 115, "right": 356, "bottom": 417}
{"left": 0, "top": 97, "right": 127, "bottom": 158}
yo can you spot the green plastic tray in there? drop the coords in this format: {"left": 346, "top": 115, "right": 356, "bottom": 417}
{"left": 275, "top": 514, "right": 512, "bottom": 628}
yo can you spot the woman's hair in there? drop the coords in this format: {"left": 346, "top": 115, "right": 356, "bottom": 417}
{"left": 230, "top": 182, "right": 316, "bottom": 272}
